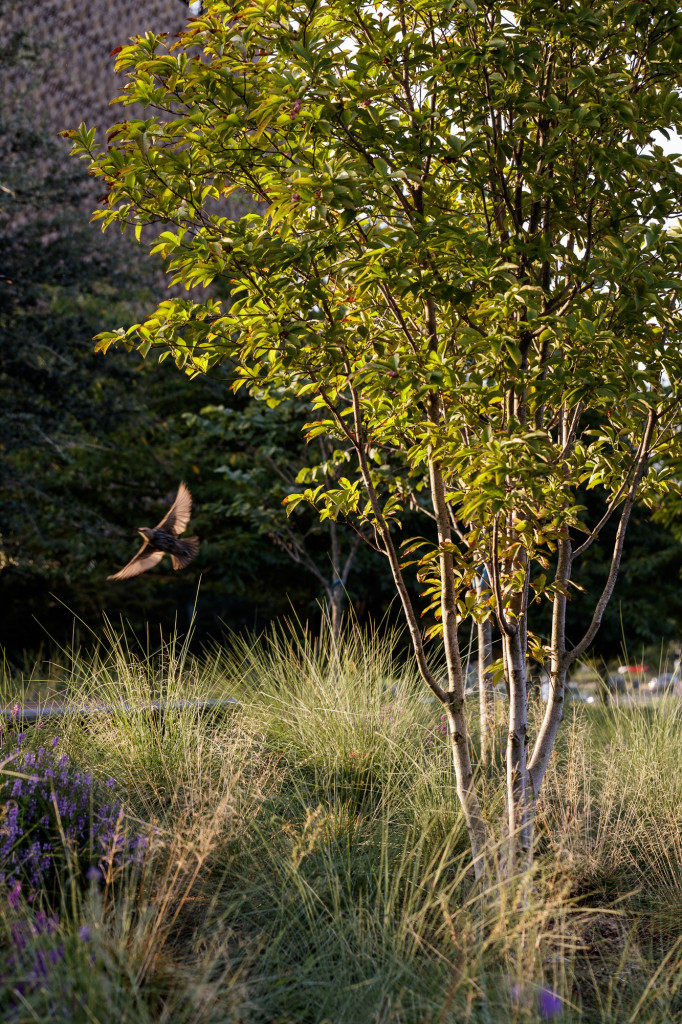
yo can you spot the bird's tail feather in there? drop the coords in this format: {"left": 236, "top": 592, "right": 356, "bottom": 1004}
{"left": 171, "top": 536, "right": 199, "bottom": 570}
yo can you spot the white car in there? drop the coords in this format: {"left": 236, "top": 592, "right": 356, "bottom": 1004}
{"left": 647, "top": 673, "right": 675, "bottom": 693}
{"left": 541, "top": 679, "right": 594, "bottom": 704}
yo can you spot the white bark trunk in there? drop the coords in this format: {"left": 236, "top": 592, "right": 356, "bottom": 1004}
{"left": 503, "top": 628, "right": 532, "bottom": 870}
{"left": 477, "top": 616, "right": 494, "bottom": 767}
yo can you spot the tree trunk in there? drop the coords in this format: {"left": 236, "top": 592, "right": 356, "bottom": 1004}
{"left": 503, "top": 627, "right": 532, "bottom": 871}
{"left": 330, "top": 581, "right": 343, "bottom": 640}
{"left": 528, "top": 534, "right": 570, "bottom": 804}
{"left": 477, "top": 610, "right": 494, "bottom": 766}
{"left": 429, "top": 460, "right": 490, "bottom": 877}
{"left": 328, "top": 519, "right": 343, "bottom": 639}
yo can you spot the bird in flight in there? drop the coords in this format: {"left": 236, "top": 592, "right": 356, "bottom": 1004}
{"left": 107, "top": 483, "right": 199, "bottom": 581}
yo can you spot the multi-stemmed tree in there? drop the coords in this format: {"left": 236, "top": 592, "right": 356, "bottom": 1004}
{"left": 67, "top": 0, "right": 682, "bottom": 875}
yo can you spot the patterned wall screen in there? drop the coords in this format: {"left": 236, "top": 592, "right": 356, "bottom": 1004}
{"left": 2, "top": 0, "right": 189, "bottom": 136}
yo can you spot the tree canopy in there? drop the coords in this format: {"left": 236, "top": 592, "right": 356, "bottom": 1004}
{"left": 67, "top": 0, "right": 682, "bottom": 873}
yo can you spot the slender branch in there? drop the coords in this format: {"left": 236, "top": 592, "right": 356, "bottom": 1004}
{"left": 341, "top": 532, "right": 362, "bottom": 584}
{"left": 489, "top": 513, "right": 516, "bottom": 637}
{"left": 269, "top": 528, "right": 329, "bottom": 589}
{"left": 428, "top": 456, "right": 464, "bottom": 695}
{"left": 567, "top": 409, "right": 656, "bottom": 665}
{"left": 348, "top": 385, "right": 448, "bottom": 703}
{"left": 556, "top": 400, "right": 585, "bottom": 462}
{"left": 572, "top": 420, "right": 651, "bottom": 559}
{"left": 446, "top": 502, "right": 467, "bottom": 544}
{"left": 527, "top": 527, "right": 572, "bottom": 794}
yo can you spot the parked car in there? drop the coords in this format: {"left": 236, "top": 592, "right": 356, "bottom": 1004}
{"left": 617, "top": 664, "right": 651, "bottom": 691}
{"left": 465, "top": 681, "right": 508, "bottom": 699}
{"left": 541, "top": 680, "right": 594, "bottom": 704}
{"left": 647, "top": 672, "right": 676, "bottom": 694}
{"left": 604, "top": 672, "right": 626, "bottom": 694}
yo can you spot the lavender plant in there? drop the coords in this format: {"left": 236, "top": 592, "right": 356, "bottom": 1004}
{"left": 0, "top": 900, "right": 116, "bottom": 1024}
{"left": 0, "top": 732, "right": 146, "bottom": 903}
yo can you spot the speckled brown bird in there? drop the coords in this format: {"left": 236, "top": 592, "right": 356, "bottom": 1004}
{"left": 107, "top": 482, "right": 199, "bottom": 581}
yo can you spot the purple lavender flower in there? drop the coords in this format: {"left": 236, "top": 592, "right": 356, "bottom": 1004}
{"left": 7, "top": 879, "right": 21, "bottom": 909}
{"left": 48, "top": 945, "right": 65, "bottom": 965}
{"left": 34, "top": 910, "right": 59, "bottom": 936}
{"left": 538, "top": 988, "right": 562, "bottom": 1019}
{"left": 4, "top": 907, "right": 67, "bottom": 1015}
{"left": 79, "top": 924, "right": 91, "bottom": 942}
{"left": 10, "top": 920, "right": 27, "bottom": 951}
{"left": 34, "top": 948, "right": 49, "bottom": 979}
{"left": 1, "top": 737, "right": 144, "bottom": 901}
{"left": 51, "top": 736, "right": 59, "bottom": 747}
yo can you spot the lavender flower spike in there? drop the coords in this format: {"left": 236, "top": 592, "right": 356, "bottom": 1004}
{"left": 7, "top": 880, "right": 21, "bottom": 910}
{"left": 538, "top": 988, "right": 562, "bottom": 1019}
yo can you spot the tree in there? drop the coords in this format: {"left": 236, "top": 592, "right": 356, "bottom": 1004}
{"left": 66, "top": 0, "right": 682, "bottom": 877}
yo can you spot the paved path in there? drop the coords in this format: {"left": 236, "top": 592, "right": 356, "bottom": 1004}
{"left": 1, "top": 698, "right": 238, "bottom": 726}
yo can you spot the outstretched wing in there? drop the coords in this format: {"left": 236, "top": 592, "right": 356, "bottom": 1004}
{"left": 155, "top": 482, "right": 192, "bottom": 536}
{"left": 107, "top": 543, "right": 164, "bottom": 581}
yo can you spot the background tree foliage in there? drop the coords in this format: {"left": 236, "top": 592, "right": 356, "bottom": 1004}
{"left": 0, "top": 104, "right": 211, "bottom": 650}
{"left": 0, "top": 29, "right": 391, "bottom": 654}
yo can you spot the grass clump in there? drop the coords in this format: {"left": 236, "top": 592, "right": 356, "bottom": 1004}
{"left": 1, "top": 623, "right": 682, "bottom": 1021}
